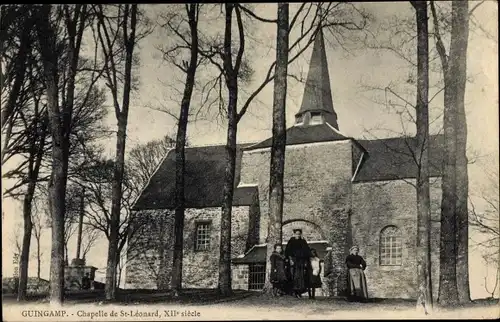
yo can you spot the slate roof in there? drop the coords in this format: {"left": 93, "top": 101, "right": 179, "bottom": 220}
{"left": 132, "top": 144, "right": 256, "bottom": 210}
{"left": 132, "top": 135, "right": 444, "bottom": 211}
{"left": 232, "top": 241, "right": 330, "bottom": 264}
{"left": 353, "top": 134, "right": 444, "bottom": 182}
{"left": 244, "top": 123, "right": 348, "bottom": 151}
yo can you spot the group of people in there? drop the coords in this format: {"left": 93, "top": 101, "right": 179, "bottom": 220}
{"left": 270, "top": 228, "right": 368, "bottom": 302}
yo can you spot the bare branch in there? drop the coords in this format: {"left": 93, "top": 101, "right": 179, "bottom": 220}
{"left": 469, "top": 0, "right": 486, "bottom": 16}
{"left": 430, "top": 1, "right": 449, "bottom": 74}
{"left": 239, "top": 4, "right": 277, "bottom": 23}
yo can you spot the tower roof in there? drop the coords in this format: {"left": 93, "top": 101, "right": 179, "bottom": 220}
{"left": 296, "top": 28, "right": 338, "bottom": 129}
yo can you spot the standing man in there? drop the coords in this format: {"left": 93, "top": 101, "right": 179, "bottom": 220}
{"left": 285, "top": 228, "right": 312, "bottom": 298}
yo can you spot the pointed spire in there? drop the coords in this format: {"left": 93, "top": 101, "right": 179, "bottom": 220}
{"left": 296, "top": 28, "right": 339, "bottom": 129}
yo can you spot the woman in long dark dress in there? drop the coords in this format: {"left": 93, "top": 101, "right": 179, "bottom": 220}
{"left": 270, "top": 244, "right": 288, "bottom": 296}
{"left": 285, "top": 228, "right": 312, "bottom": 298}
{"left": 346, "top": 245, "right": 368, "bottom": 302}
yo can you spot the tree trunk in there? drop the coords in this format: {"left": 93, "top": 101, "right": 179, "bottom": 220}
{"left": 218, "top": 92, "right": 237, "bottom": 297}
{"left": 17, "top": 188, "right": 34, "bottom": 301}
{"left": 48, "top": 141, "right": 67, "bottom": 306}
{"left": 75, "top": 187, "right": 85, "bottom": 260}
{"left": 17, "top": 109, "right": 48, "bottom": 300}
{"left": 37, "top": 239, "right": 41, "bottom": 280}
{"left": 117, "top": 264, "right": 123, "bottom": 290}
{"left": 217, "top": 2, "right": 240, "bottom": 298}
{"left": 115, "top": 252, "right": 121, "bottom": 290}
{"left": 413, "top": 1, "right": 433, "bottom": 313}
{"left": 106, "top": 116, "right": 127, "bottom": 300}
{"left": 105, "top": 4, "right": 137, "bottom": 300}
{"left": 451, "top": 0, "right": 470, "bottom": 303}
{"left": 264, "top": 3, "right": 289, "bottom": 294}
{"left": 65, "top": 244, "right": 69, "bottom": 266}
{"left": 40, "top": 18, "right": 67, "bottom": 303}
{"left": 35, "top": 4, "right": 88, "bottom": 305}
{"left": 431, "top": 0, "right": 471, "bottom": 305}
{"left": 171, "top": 4, "right": 199, "bottom": 294}
{"left": 438, "top": 81, "right": 462, "bottom": 296}
{"left": 438, "top": 80, "right": 459, "bottom": 305}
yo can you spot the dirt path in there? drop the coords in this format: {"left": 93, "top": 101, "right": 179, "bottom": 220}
{"left": 3, "top": 293, "right": 498, "bottom": 321}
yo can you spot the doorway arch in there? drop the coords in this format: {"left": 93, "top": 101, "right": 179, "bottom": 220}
{"left": 282, "top": 219, "right": 326, "bottom": 242}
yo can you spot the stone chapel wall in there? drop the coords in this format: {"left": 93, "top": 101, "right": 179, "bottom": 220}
{"left": 239, "top": 140, "right": 354, "bottom": 294}
{"left": 124, "top": 207, "right": 250, "bottom": 290}
{"left": 351, "top": 178, "right": 441, "bottom": 299}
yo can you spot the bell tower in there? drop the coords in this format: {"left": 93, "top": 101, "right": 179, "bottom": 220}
{"left": 294, "top": 28, "right": 339, "bottom": 130}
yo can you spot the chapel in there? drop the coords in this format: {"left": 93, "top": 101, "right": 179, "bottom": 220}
{"left": 125, "top": 29, "right": 444, "bottom": 299}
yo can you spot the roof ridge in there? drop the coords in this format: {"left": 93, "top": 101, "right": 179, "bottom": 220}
{"left": 357, "top": 133, "right": 444, "bottom": 142}
{"left": 324, "top": 122, "right": 349, "bottom": 138}
{"left": 185, "top": 141, "right": 259, "bottom": 149}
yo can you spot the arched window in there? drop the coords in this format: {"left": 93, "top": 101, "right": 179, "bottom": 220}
{"left": 379, "top": 225, "right": 402, "bottom": 266}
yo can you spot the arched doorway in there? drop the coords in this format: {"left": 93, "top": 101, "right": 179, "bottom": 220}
{"left": 282, "top": 219, "right": 325, "bottom": 242}
{"left": 281, "top": 219, "right": 331, "bottom": 297}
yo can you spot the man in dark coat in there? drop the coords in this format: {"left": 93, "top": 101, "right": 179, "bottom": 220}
{"left": 285, "top": 228, "right": 312, "bottom": 298}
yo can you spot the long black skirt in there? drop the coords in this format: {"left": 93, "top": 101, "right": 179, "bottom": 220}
{"left": 290, "top": 259, "right": 309, "bottom": 294}
{"left": 309, "top": 274, "right": 322, "bottom": 288}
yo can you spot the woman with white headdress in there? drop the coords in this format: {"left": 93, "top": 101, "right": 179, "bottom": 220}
{"left": 345, "top": 245, "right": 368, "bottom": 302}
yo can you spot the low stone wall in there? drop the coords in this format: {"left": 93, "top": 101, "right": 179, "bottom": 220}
{"left": 64, "top": 266, "right": 97, "bottom": 290}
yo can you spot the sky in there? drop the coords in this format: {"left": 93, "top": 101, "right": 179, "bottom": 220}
{"left": 2, "top": 2, "right": 498, "bottom": 299}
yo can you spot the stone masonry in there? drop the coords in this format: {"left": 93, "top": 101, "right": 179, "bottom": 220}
{"left": 351, "top": 178, "right": 442, "bottom": 299}
{"left": 238, "top": 139, "right": 354, "bottom": 295}
{"left": 125, "top": 206, "right": 251, "bottom": 289}
{"left": 124, "top": 25, "right": 445, "bottom": 300}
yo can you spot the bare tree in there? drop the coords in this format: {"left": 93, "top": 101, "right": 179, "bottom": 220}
{"left": 0, "top": 5, "right": 33, "bottom": 129}
{"left": 213, "top": 3, "right": 246, "bottom": 296}
{"left": 80, "top": 225, "right": 101, "bottom": 261}
{"left": 358, "top": 1, "right": 486, "bottom": 306}
{"left": 430, "top": 0, "right": 471, "bottom": 304}
{"left": 63, "top": 185, "right": 82, "bottom": 264}
{"left": 14, "top": 90, "right": 48, "bottom": 301}
{"left": 10, "top": 221, "right": 23, "bottom": 294}
{"left": 410, "top": 0, "right": 433, "bottom": 314}
{"left": 264, "top": 3, "right": 289, "bottom": 294}
{"left": 1, "top": 6, "right": 50, "bottom": 301}
{"left": 76, "top": 156, "right": 147, "bottom": 292}
{"left": 31, "top": 201, "right": 46, "bottom": 280}
{"left": 93, "top": 3, "right": 142, "bottom": 300}
{"left": 127, "top": 134, "right": 177, "bottom": 194}
{"left": 483, "top": 265, "right": 499, "bottom": 300}
{"left": 154, "top": 4, "right": 201, "bottom": 294}
{"left": 469, "top": 168, "right": 499, "bottom": 299}
{"left": 194, "top": 2, "right": 368, "bottom": 296}
{"left": 33, "top": 4, "right": 91, "bottom": 304}
{"left": 3, "top": 51, "right": 107, "bottom": 303}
